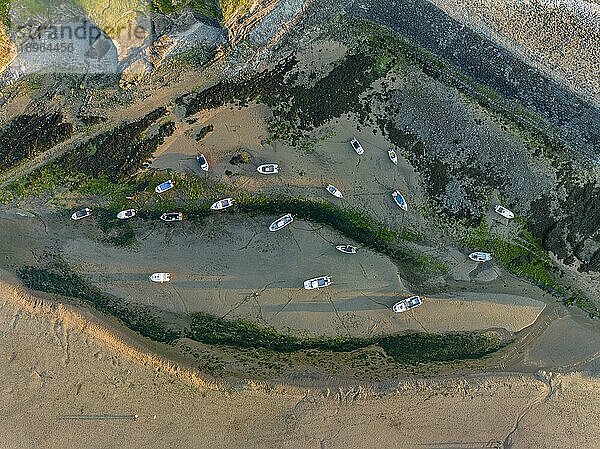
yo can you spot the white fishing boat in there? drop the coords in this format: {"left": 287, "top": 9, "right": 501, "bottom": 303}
{"left": 393, "top": 295, "right": 422, "bottom": 313}
{"left": 71, "top": 208, "right": 92, "bottom": 220}
{"left": 336, "top": 245, "right": 357, "bottom": 254}
{"left": 160, "top": 212, "right": 183, "bottom": 222}
{"left": 494, "top": 204, "right": 514, "bottom": 219}
{"left": 349, "top": 138, "right": 364, "bottom": 155}
{"left": 210, "top": 198, "right": 235, "bottom": 210}
{"left": 196, "top": 153, "right": 209, "bottom": 171}
{"left": 388, "top": 147, "right": 398, "bottom": 165}
{"left": 326, "top": 184, "right": 343, "bottom": 198}
{"left": 117, "top": 209, "right": 136, "bottom": 220}
{"left": 155, "top": 179, "right": 174, "bottom": 194}
{"left": 469, "top": 252, "right": 493, "bottom": 262}
{"left": 304, "top": 276, "right": 332, "bottom": 290}
{"left": 149, "top": 272, "right": 171, "bottom": 283}
{"left": 269, "top": 213, "right": 294, "bottom": 232}
{"left": 392, "top": 190, "right": 408, "bottom": 211}
{"left": 257, "top": 163, "right": 279, "bottom": 174}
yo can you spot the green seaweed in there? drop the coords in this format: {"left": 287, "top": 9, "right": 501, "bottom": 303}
{"left": 16, "top": 261, "right": 504, "bottom": 365}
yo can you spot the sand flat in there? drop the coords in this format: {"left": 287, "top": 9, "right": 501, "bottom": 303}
{"left": 61, "top": 216, "right": 544, "bottom": 336}
{"left": 0, "top": 278, "right": 598, "bottom": 449}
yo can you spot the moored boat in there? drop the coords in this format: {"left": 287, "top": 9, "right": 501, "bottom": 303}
{"left": 349, "top": 138, "right": 364, "bottom": 155}
{"left": 393, "top": 295, "right": 422, "bottom": 313}
{"left": 336, "top": 245, "right": 357, "bottom": 254}
{"left": 269, "top": 213, "right": 294, "bottom": 232}
{"left": 210, "top": 198, "right": 235, "bottom": 210}
{"left": 71, "top": 208, "right": 92, "bottom": 221}
{"left": 388, "top": 147, "right": 398, "bottom": 165}
{"left": 196, "top": 153, "right": 209, "bottom": 171}
{"left": 494, "top": 204, "right": 514, "bottom": 219}
{"left": 149, "top": 272, "right": 171, "bottom": 283}
{"left": 257, "top": 163, "right": 279, "bottom": 174}
{"left": 155, "top": 179, "right": 174, "bottom": 194}
{"left": 117, "top": 209, "right": 136, "bottom": 220}
{"left": 469, "top": 252, "right": 493, "bottom": 262}
{"left": 160, "top": 212, "right": 183, "bottom": 222}
{"left": 392, "top": 190, "right": 408, "bottom": 211}
{"left": 326, "top": 184, "right": 343, "bottom": 198}
{"left": 304, "top": 276, "right": 332, "bottom": 290}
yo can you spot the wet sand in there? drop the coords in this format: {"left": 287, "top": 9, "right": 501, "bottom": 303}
{"left": 60, "top": 214, "right": 545, "bottom": 336}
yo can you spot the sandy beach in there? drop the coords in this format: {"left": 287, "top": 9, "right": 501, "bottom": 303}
{"left": 1, "top": 277, "right": 599, "bottom": 449}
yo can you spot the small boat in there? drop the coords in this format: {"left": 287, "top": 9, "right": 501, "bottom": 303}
{"left": 349, "top": 138, "right": 364, "bottom": 155}
{"left": 393, "top": 295, "right": 422, "bottom": 313}
{"left": 71, "top": 208, "right": 92, "bottom": 220}
{"left": 210, "top": 198, "right": 235, "bottom": 210}
{"left": 494, "top": 204, "right": 514, "bottom": 219}
{"left": 392, "top": 190, "right": 408, "bottom": 211}
{"left": 388, "top": 147, "right": 398, "bottom": 165}
{"left": 336, "top": 245, "right": 357, "bottom": 254}
{"left": 196, "top": 153, "right": 209, "bottom": 171}
{"left": 117, "top": 209, "right": 136, "bottom": 220}
{"left": 469, "top": 252, "right": 493, "bottom": 262}
{"left": 326, "top": 184, "right": 343, "bottom": 198}
{"left": 257, "top": 163, "right": 279, "bottom": 174}
{"left": 269, "top": 213, "right": 294, "bottom": 232}
{"left": 304, "top": 276, "right": 332, "bottom": 290}
{"left": 160, "top": 212, "right": 183, "bottom": 222}
{"left": 149, "top": 272, "right": 171, "bottom": 283}
{"left": 155, "top": 179, "right": 174, "bottom": 194}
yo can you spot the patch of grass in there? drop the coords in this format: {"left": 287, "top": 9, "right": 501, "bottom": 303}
{"left": 400, "top": 228, "right": 424, "bottom": 243}
{"left": 219, "top": 0, "right": 253, "bottom": 22}
{"left": 150, "top": 0, "right": 221, "bottom": 19}
{"left": 565, "top": 290, "right": 600, "bottom": 319}
{"left": 6, "top": 165, "right": 76, "bottom": 198}
{"left": 379, "top": 331, "right": 502, "bottom": 364}
{"left": 188, "top": 313, "right": 372, "bottom": 352}
{"left": 188, "top": 312, "right": 504, "bottom": 363}
{"left": 0, "top": 1, "right": 9, "bottom": 26}
{"left": 463, "top": 220, "right": 561, "bottom": 294}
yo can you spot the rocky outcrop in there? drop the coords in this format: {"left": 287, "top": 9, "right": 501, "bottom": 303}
{"left": 0, "top": 25, "right": 16, "bottom": 73}
{"left": 426, "top": 0, "right": 600, "bottom": 106}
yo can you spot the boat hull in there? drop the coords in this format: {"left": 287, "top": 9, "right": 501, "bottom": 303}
{"left": 155, "top": 180, "right": 174, "bottom": 194}
{"left": 326, "top": 184, "right": 343, "bottom": 198}
{"left": 303, "top": 276, "right": 332, "bottom": 290}
{"left": 71, "top": 208, "right": 92, "bottom": 220}
{"left": 257, "top": 164, "right": 279, "bottom": 174}
{"left": 269, "top": 214, "right": 293, "bottom": 231}
{"left": 336, "top": 245, "right": 357, "bottom": 254}
{"left": 468, "top": 252, "right": 492, "bottom": 262}
{"left": 392, "top": 191, "right": 408, "bottom": 211}
{"left": 210, "top": 198, "right": 234, "bottom": 210}
{"left": 349, "top": 138, "right": 364, "bottom": 155}
{"left": 393, "top": 296, "right": 422, "bottom": 313}
{"left": 388, "top": 148, "right": 398, "bottom": 165}
{"left": 160, "top": 213, "right": 183, "bottom": 222}
{"left": 494, "top": 205, "right": 514, "bottom": 219}
{"left": 149, "top": 273, "right": 171, "bottom": 283}
{"left": 117, "top": 209, "right": 136, "bottom": 220}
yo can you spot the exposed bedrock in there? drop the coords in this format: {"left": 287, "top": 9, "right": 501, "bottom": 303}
{"left": 347, "top": 0, "right": 599, "bottom": 157}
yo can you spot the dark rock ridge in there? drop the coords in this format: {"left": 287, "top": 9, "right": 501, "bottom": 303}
{"left": 0, "top": 112, "right": 73, "bottom": 173}
{"left": 347, "top": 0, "right": 599, "bottom": 159}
